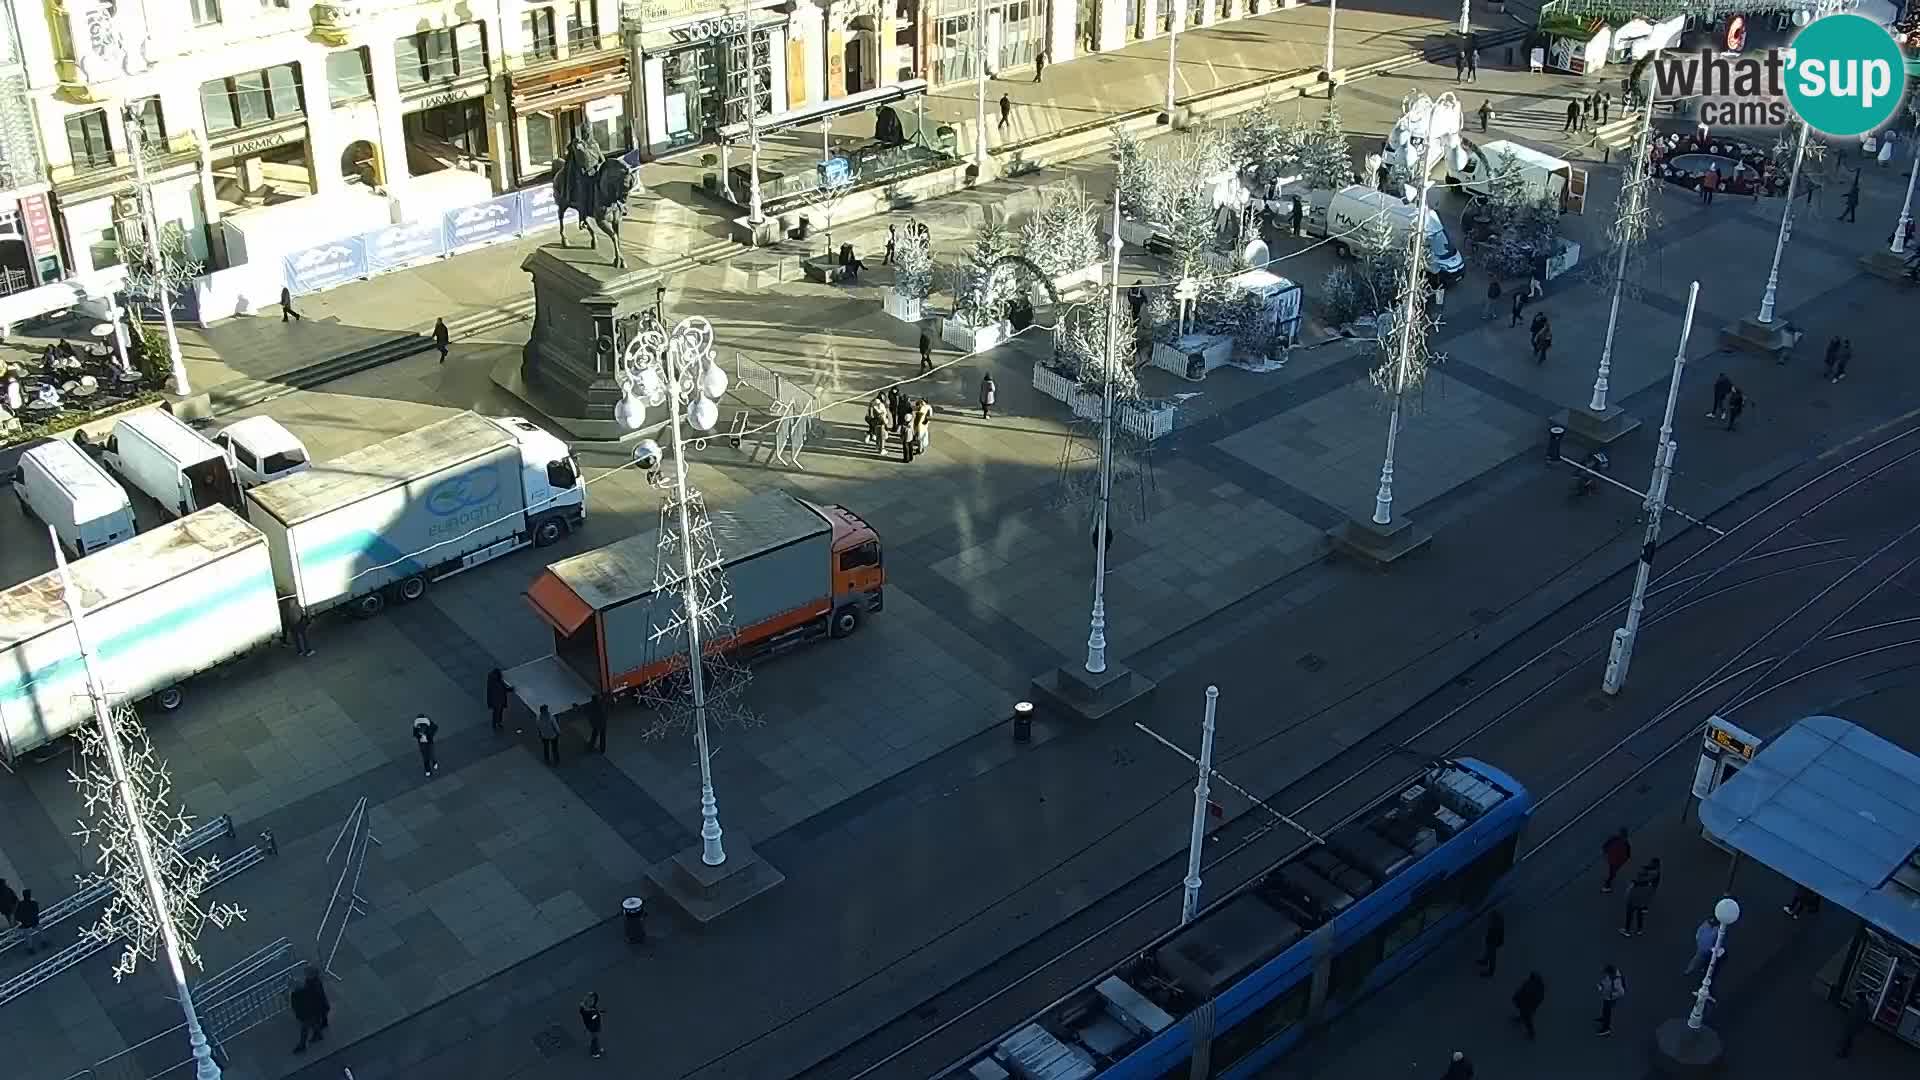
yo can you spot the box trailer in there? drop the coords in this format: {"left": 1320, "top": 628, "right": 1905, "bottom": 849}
{"left": 513, "top": 491, "right": 883, "bottom": 711}
{"left": 0, "top": 505, "right": 280, "bottom": 762}
{"left": 244, "top": 412, "right": 585, "bottom": 618}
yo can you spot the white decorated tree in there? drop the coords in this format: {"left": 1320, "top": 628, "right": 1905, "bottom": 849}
{"left": 1320, "top": 214, "right": 1404, "bottom": 327}
{"left": 1055, "top": 292, "right": 1141, "bottom": 401}
{"left": 953, "top": 219, "right": 1016, "bottom": 328}
{"left": 116, "top": 218, "right": 203, "bottom": 378}
{"left": 1473, "top": 148, "right": 1561, "bottom": 279}
{"left": 1232, "top": 99, "right": 1306, "bottom": 190}
{"left": 892, "top": 225, "right": 934, "bottom": 301}
{"left": 1297, "top": 104, "right": 1355, "bottom": 192}
{"left": 1022, "top": 186, "right": 1103, "bottom": 277}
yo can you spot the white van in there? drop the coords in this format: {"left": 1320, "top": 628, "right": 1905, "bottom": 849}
{"left": 9, "top": 438, "right": 136, "bottom": 557}
{"left": 103, "top": 409, "right": 241, "bottom": 519}
{"left": 213, "top": 416, "right": 311, "bottom": 488}
{"left": 1447, "top": 140, "right": 1586, "bottom": 213}
{"left": 1319, "top": 185, "right": 1467, "bottom": 285}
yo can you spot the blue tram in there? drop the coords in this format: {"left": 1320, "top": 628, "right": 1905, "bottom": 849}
{"left": 939, "top": 758, "right": 1533, "bottom": 1080}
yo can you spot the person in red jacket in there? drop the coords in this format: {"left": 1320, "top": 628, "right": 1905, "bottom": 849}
{"left": 1600, "top": 827, "right": 1632, "bottom": 893}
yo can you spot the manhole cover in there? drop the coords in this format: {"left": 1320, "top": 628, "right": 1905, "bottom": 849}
{"left": 1298, "top": 653, "right": 1327, "bottom": 673}
{"left": 1469, "top": 608, "right": 1498, "bottom": 624}
{"left": 533, "top": 1025, "right": 575, "bottom": 1058}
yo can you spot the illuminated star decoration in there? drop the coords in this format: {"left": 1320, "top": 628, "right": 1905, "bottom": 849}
{"left": 70, "top": 703, "right": 245, "bottom": 981}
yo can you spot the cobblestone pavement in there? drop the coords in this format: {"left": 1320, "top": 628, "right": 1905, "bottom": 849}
{"left": 5, "top": 26, "right": 1920, "bottom": 1080}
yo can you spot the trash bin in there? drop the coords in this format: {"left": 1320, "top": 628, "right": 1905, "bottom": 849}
{"left": 1547, "top": 424, "right": 1566, "bottom": 462}
{"left": 622, "top": 896, "right": 647, "bottom": 943}
{"left": 1012, "top": 701, "right": 1034, "bottom": 743}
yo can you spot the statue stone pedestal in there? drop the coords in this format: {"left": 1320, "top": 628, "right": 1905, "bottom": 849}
{"left": 491, "top": 244, "right": 663, "bottom": 442}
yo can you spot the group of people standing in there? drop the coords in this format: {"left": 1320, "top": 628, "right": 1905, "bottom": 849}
{"left": 0, "top": 877, "right": 44, "bottom": 955}
{"left": 866, "top": 386, "right": 935, "bottom": 462}
{"left": 1562, "top": 91, "right": 1614, "bottom": 133}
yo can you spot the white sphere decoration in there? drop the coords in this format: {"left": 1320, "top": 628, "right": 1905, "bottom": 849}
{"left": 614, "top": 393, "right": 645, "bottom": 431}
{"left": 700, "top": 362, "right": 729, "bottom": 400}
{"left": 1713, "top": 897, "right": 1741, "bottom": 926}
{"left": 633, "top": 437, "right": 662, "bottom": 467}
{"left": 688, "top": 396, "right": 719, "bottom": 432}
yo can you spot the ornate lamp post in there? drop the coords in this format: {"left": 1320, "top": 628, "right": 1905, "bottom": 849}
{"left": 975, "top": 0, "right": 990, "bottom": 170}
{"left": 1588, "top": 88, "right": 1656, "bottom": 416}
{"left": 1756, "top": 120, "right": 1808, "bottom": 325}
{"left": 1163, "top": 0, "right": 1183, "bottom": 120}
{"left": 1323, "top": 0, "right": 1338, "bottom": 85}
{"left": 614, "top": 317, "right": 732, "bottom": 866}
{"left": 120, "top": 103, "right": 190, "bottom": 395}
{"left": 1891, "top": 114, "right": 1918, "bottom": 256}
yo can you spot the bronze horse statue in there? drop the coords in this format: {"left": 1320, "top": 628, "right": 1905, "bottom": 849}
{"left": 552, "top": 132, "right": 636, "bottom": 268}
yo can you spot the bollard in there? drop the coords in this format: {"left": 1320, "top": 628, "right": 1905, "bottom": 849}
{"left": 1547, "top": 425, "right": 1566, "bottom": 463}
{"left": 259, "top": 829, "right": 277, "bottom": 856}
{"left": 622, "top": 897, "right": 647, "bottom": 944}
{"left": 1012, "top": 701, "right": 1034, "bottom": 744}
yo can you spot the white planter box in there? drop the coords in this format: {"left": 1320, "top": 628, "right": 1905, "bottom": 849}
{"left": 1150, "top": 334, "right": 1234, "bottom": 381}
{"left": 941, "top": 317, "right": 1011, "bottom": 353}
{"left": 882, "top": 291, "right": 926, "bottom": 322}
{"left": 1033, "top": 362, "right": 1075, "bottom": 403}
{"left": 1066, "top": 389, "right": 1179, "bottom": 441}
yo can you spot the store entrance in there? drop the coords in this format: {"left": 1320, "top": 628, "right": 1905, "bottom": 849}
{"left": 210, "top": 140, "right": 313, "bottom": 213}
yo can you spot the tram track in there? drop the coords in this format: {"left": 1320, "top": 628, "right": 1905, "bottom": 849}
{"left": 764, "top": 420, "right": 1920, "bottom": 1080}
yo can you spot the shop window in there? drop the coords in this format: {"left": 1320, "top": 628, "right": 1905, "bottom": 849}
{"left": 64, "top": 108, "right": 113, "bottom": 169}
{"left": 565, "top": 0, "right": 599, "bottom": 48}
{"left": 129, "top": 97, "right": 166, "bottom": 149}
{"left": 412, "top": 99, "right": 489, "bottom": 158}
{"left": 326, "top": 48, "right": 374, "bottom": 103}
{"left": 395, "top": 22, "right": 489, "bottom": 90}
{"left": 526, "top": 112, "right": 557, "bottom": 167}
{"left": 191, "top": 0, "right": 221, "bottom": 27}
{"left": 201, "top": 63, "right": 305, "bottom": 135}
{"left": 523, "top": 9, "right": 559, "bottom": 61}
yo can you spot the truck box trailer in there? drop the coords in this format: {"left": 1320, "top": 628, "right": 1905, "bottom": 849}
{"left": 514, "top": 491, "right": 883, "bottom": 711}
{"left": 0, "top": 505, "right": 280, "bottom": 762}
{"left": 244, "top": 412, "right": 585, "bottom": 618}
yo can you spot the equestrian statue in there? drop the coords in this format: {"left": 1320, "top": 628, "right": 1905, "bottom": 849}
{"left": 552, "top": 130, "right": 636, "bottom": 268}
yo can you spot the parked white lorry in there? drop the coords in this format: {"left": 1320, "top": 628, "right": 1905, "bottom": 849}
{"left": 10, "top": 437, "right": 136, "bottom": 558}
{"left": 243, "top": 411, "right": 586, "bottom": 618}
{"left": 101, "top": 408, "right": 242, "bottom": 519}
{"left": 0, "top": 505, "right": 281, "bottom": 762}
{"left": 1314, "top": 185, "right": 1467, "bottom": 285}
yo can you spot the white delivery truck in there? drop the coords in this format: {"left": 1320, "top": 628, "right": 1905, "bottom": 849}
{"left": 1318, "top": 185, "right": 1467, "bottom": 285}
{"left": 102, "top": 408, "right": 242, "bottom": 519}
{"left": 244, "top": 412, "right": 586, "bottom": 618}
{"left": 10, "top": 437, "right": 136, "bottom": 558}
{"left": 213, "top": 416, "right": 312, "bottom": 488}
{"left": 1446, "top": 140, "right": 1585, "bottom": 213}
{"left": 0, "top": 505, "right": 281, "bottom": 762}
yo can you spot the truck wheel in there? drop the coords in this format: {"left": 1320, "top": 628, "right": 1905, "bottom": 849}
{"left": 830, "top": 605, "right": 862, "bottom": 639}
{"left": 396, "top": 575, "right": 428, "bottom": 603}
{"left": 156, "top": 686, "right": 184, "bottom": 711}
{"left": 533, "top": 518, "right": 567, "bottom": 547}
{"left": 353, "top": 592, "right": 386, "bottom": 618}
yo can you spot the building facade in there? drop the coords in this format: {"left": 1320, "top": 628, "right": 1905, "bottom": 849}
{"left": 0, "top": 0, "right": 53, "bottom": 292}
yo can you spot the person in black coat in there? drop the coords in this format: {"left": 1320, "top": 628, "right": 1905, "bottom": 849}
{"left": 433, "top": 317, "right": 451, "bottom": 363}
{"left": 1511, "top": 972, "right": 1546, "bottom": 1039}
{"left": 486, "top": 668, "right": 512, "bottom": 732}
{"left": 291, "top": 966, "right": 330, "bottom": 1053}
{"left": 281, "top": 286, "right": 302, "bottom": 323}
{"left": 1478, "top": 910, "right": 1505, "bottom": 975}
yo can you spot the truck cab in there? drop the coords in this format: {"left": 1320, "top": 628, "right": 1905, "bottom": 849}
{"left": 816, "top": 501, "right": 885, "bottom": 636}
{"left": 486, "top": 415, "right": 586, "bottom": 545}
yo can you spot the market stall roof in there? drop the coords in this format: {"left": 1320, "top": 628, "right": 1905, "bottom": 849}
{"left": 1700, "top": 714, "right": 1920, "bottom": 945}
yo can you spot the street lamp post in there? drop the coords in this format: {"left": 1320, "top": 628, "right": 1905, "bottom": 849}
{"left": 744, "top": 2, "right": 764, "bottom": 227}
{"left": 1180, "top": 685, "right": 1219, "bottom": 924}
{"left": 1756, "top": 120, "right": 1808, "bottom": 325}
{"left": 1687, "top": 897, "right": 1742, "bottom": 1030}
{"left": 614, "top": 318, "right": 731, "bottom": 866}
{"left": 1891, "top": 115, "right": 1918, "bottom": 256}
{"left": 1589, "top": 96, "right": 1655, "bottom": 415}
{"left": 49, "top": 530, "right": 221, "bottom": 1080}
{"left": 1602, "top": 281, "right": 1698, "bottom": 696}
{"left": 975, "top": 0, "right": 990, "bottom": 170}
{"left": 1457, "top": 0, "right": 1470, "bottom": 36}
{"left": 1086, "top": 172, "right": 1124, "bottom": 675}
{"left": 1323, "top": 0, "right": 1338, "bottom": 83}
{"left": 1163, "top": 0, "right": 1182, "bottom": 119}
{"left": 121, "top": 105, "right": 190, "bottom": 396}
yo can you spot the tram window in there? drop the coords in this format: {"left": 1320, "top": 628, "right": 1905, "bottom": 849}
{"left": 1329, "top": 930, "right": 1385, "bottom": 1000}
{"left": 1382, "top": 904, "right": 1428, "bottom": 959}
{"left": 1210, "top": 982, "right": 1310, "bottom": 1071}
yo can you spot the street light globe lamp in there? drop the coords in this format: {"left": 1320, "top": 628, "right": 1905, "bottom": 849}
{"left": 1656, "top": 895, "right": 1743, "bottom": 1072}
{"left": 1714, "top": 896, "right": 1741, "bottom": 927}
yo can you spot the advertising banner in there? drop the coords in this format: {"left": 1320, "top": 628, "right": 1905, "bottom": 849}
{"left": 520, "top": 184, "right": 560, "bottom": 231}
{"left": 443, "top": 194, "right": 524, "bottom": 253}
{"left": 364, "top": 219, "right": 447, "bottom": 275}
{"left": 283, "top": 237, "right": 368, "bottom": 294}
{"left": 18, "top": 194, "right": 57, "bottom": 259}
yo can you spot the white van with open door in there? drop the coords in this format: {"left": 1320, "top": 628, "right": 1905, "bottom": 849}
{"left": 213, "top": 416, "right": 311, "bottom": 488}
{"left": 103, "top": 409, "right": 241, "bottom": 519}
{"left": 10, "top": 438, "right": 136, "bottom": 557}
{"left": 1320, "top": 185, "right": 1467, "bottom": 285}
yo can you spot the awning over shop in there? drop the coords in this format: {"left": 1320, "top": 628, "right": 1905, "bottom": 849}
{"left": 718, "top": 79, "right": 929, "bottom": 141}
{"left": 1700, "top": 714, "right": 1920, "bottom": 945}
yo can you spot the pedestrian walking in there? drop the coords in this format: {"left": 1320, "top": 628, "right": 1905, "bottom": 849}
{"left": 1564, "top": 100, "right": 1580, "bottom": 132}
{"left": 1701, "top": 166, "right": 1719, "bottom": 206}
{"left": 1784, "top": 884, "right": 1822, "bottom": 919}
{"left": 901, "top": 403, "right": 917, "bottom": 462}
{"left": 282, "top": 597, "right": 314, "bottom": 658}
{"left": 1823, "top": 336, "right": 1841, "bottom": 379}
{"left": 1478, "top": 100, "right": 1492, "bottom": 133}
{"left": 1685, "top": 914, "right": 1723, "bottom": 975}
{"left": 1725, "top": 387, "right": 1747, "bottom": 431}
{"left": 1466, "top": 48, "right": 1478, "bottom": 82}
{"left": 1709, "top": 372, "right": 1733, "bottom": 419}
{"left": 998, "top": 93, "right": 1012, "bottom": 132}
{"left": 1594, "top": 964, "right": 1627, "bottom": 1035}
{"left": 1290, "top": 196, "right": 1304, "bottom": 237}
{"left": 1477, "top": 910, "right": 1505, "bottom": 976}
{"left": 1510, "top": 289, "right": 1526, "bottom": 327}
{"left": 913, "top": 397, "right": 933, "bottom": 456}
{"left": 433, "top": 317, "right": 450, "bottom": 363}
{"left": 1837, "top": 989, "right": 1872, "bottom": 1057}
{"left": 1441, "top": 1050, "right": 1474, "bottom": 1080}
{"left": 412, "top": 714, "right": 438, "bottom": 776}
{"left": 0, "top": 877, "right": 16, "bottom": 927}
{"left": 1839, "top": 186, "right": 1859, "bottom": 222}
{"left": 486, "top": 667, "right": 512, "bottom": 732}
{"left": 919, "top": 330, "right": 933, "bottom": 372}
{"left": 1621, "top": 859, "right": 1660, "bottom": 935}
{"left": 1483, "top": 279, "right": 1501, "bottom": 320}
{"left": 536, "top": 704, "right": 561, "bottom": 765}
{"left": 1602, "top": 92, "right": 1612, "bottom": 123}
{"left": 1587, "top": 92, "right": 1600, "bottom": 127}
{"left": 1510, "top": 972, "right": 1546, "bottom": 1039}
{"left": 979, "top": 372, "right": 996, "bottom": 418}
{"left": 884, "top": 224, "right": 897, "bottom": 265}
{"left": 1531, "top": 320, "right": 1553, "bottom": 365}
{"left": 579, "top": 992, "right": 605, "bottom": 1059}
{"left": 1033, "top": 47, "right": 1047, "bottom": 82}
{"left": 1600, "top": 827, "right": 1631, "bottom": 891}
{"left": 290, "top": 966, "right": 330, "bottom": 1054}
{"left": 866, "top": 394, "right": 890, "bottom": 453}
{"left": 280, "top": 286, "right": 302, "bottom": 323}
{"left": 1833, "top": 339, "right": 1850, "bottom": 382}
{"left": 1455, "top": 50, "right": 1466, "bottom": 83}
{"left": 588, "top": 694, "right": 608, "bottom": 753}
{"left": 13, "top": 889, "right": 40, "bottom": 954}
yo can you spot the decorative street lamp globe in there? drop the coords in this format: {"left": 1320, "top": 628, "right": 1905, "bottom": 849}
{"left": 614, "top": 316, "right": 727, "bottom": 436}
{"left": 1714, "top": 896, "right": 1741, "bottom": 927}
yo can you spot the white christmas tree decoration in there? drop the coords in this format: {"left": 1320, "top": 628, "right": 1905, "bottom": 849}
{"left": 891, "top": 225, "right": 934, "bottom": 301}
{"left": 1022, "top": 185, "right": 1103, "bottom": 278}
{"left": 952, "top": 218, "right": 1017, "bottom": 328}
{"left": 1296, "top": 104, "right": 1356, "bottom": 192}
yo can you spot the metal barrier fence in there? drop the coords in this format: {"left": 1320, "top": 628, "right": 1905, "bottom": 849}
{"left": 0, "top": 815, "right": 233, "bottom": 958}
{"left": 316, "top": 798, "right": 377, "bottom": 979}
{"left": 729, "top": 352, "right": 818, "bottom": 467}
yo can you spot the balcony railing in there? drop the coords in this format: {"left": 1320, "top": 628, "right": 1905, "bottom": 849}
{"left": 49, "top": 132, "right": 200, "bottom": 191}
{"left": 504, "top": 30, "right": 625, "bottom": 75}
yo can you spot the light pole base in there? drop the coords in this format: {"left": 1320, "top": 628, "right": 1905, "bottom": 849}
{"left": 1331, "top": 514, "right": 1431, "bottom": 567}
{"left": 1719, "top": 318, "right": 1795, "bottom": 360}
{"left": 1859, "top": 248, "right": 1915, "bottom": 281}
{"left": 1032, "top": 660, "right": 1157, "bottom": 721}
{"left": 1650, "top": 1018, "right": 1726, "bottom": 1077}
{"left": 1557, "top": 405, "right": 1642, "bottom": 447}
{"left": 645, "top": 830, "right": 785, "bottom": 924}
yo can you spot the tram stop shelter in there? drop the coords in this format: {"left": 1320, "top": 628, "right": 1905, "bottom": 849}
{"left": 1699, "top": 714, "right": 1920, "bottom": 1050}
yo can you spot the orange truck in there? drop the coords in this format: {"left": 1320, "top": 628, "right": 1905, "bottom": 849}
{"left": 522, "top": 490, "right": 883, "bottom": 700}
